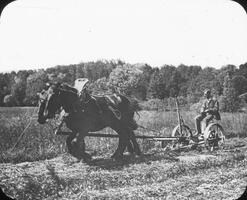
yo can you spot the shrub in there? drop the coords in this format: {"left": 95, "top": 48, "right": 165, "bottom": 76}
{"left": 140, "top": 97, "right": 189, "bottom": 111}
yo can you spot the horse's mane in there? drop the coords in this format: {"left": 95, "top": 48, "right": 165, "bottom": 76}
{"left": 59, "top": 83, "right": 78, "bottom": 95}
{"left": 57, "top": 84, "right": 79, "bottom": 107}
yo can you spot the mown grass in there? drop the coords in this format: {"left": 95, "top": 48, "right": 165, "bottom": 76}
{"left": 0, "top": 107, "right": 247, "bottom": 163}
{"left": 1, "top": 144, "right": 246, "bottom": 200}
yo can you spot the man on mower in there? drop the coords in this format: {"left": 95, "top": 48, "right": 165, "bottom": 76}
{"left": 195, "top": 89, "right": 221, "bottom": 136}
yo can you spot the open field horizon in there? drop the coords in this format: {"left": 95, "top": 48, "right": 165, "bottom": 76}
{"left": 0, "top": 106, "right": 247, "bottom": 163}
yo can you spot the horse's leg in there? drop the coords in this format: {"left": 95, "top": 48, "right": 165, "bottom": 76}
{"left": 66, "top": 133, "right": 76, "bottom": 155}
{"left": 110, "top": 125, "right": 122, "bottom": 158}
{"left": 111, "top": 134, "right": 123, "bottom": 159}
{"left": 111, "top": 128, "right": 129, "bottom": 159}
{"left": 72, "top": 132, "right": 92, "bottom": 162}
{"left": 128, "top": 129, "right": 142, "bottom": 156}
{"left": 116, "top": 134, "right": 128, "bottom": 159}
{"left": 67, "top": 133, "right": 83, "bottom": 160}
{"left": 126, "top": 140, "right": 134, "bottom": 154}
{"left": 67, "top": 132, "right": 91, "bottom": 162}
{"left": 113, "top": 125, "right": 141, "bottom": 156}
{"left": 111, "top": 124, "right": 139, "bottom": 158}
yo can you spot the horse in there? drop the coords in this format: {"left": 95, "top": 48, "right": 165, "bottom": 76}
{"left": 37, "top": 83, "right": 142, "bottom": 161}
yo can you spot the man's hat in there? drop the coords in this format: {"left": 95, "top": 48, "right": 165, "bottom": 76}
{"left": 204, "top": 89, "right": 211, "bottom": 96}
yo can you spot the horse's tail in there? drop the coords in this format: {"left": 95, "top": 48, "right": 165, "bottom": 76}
{"left": 119, "top": 95, "right": 140, "bottom": 110}
{"left": 119, "top": 95, "right": 140, "bottom": 112}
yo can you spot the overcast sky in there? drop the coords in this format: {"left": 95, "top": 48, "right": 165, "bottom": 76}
{"left": 0, "top": 0, "right": 246, "bottom": 72}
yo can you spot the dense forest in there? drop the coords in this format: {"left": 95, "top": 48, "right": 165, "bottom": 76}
{"left": 0, "top": 60, "right": 247, "bottom": 112}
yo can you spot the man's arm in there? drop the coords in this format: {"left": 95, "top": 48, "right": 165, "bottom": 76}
{"left": 200, "top": 100, "right": 207, "bottom": 113}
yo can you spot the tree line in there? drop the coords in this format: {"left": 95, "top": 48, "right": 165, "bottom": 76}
{"left": 0, "top": 60, "right": 247, "bottom": 112}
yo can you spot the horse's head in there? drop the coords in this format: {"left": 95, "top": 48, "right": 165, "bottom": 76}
{"left": 37, "top": 83, "right": 62, "bottom": 124}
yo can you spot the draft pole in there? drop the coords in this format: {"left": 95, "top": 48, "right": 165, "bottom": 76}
{"left": 175, "top": 97, "right": 182, "bottom": 136}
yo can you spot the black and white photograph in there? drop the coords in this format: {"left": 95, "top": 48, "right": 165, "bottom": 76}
{"left": 0, "top": 0, "right": 247, "bottom": 199}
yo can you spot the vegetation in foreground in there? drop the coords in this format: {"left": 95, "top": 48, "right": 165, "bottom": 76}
{"left": 1, "top": 137, "right": 247, "bottom": 200}
{"left": 0, "top": 107, "right": 247, "bottom": 199}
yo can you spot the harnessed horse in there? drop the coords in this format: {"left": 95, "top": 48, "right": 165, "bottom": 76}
{"left": 37, "top": 81, "right": 141, "bottom": 161}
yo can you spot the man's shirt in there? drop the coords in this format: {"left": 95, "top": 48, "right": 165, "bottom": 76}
{"left": 201, "top": 98, "right": 219, "bottom": 113}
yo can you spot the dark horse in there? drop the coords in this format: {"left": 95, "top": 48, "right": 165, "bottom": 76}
{"left": 37, "top": 83, "right": 141, "bottom": 161}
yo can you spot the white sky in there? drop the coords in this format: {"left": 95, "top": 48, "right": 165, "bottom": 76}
{"left": 0, "top": 0, "right": 247, "bottom": 72}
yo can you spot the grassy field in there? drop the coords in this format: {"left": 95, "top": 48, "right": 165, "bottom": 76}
{"left": 0, "top": 107, "right": 247, "bottom": 199}
{"left": 0, "top": 107, "right": 246, "bottom": 163}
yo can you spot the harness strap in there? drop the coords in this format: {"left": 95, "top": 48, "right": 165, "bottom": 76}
{"left": 91, "top": 94, "right": 122, "bottom": 119}
{"left": 108, "top": 105, "right": 121, "bottom": 120}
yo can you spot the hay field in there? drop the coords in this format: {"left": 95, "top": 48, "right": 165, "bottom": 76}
{"left": 0, "top": 107, "right": 247, "bottom": 199}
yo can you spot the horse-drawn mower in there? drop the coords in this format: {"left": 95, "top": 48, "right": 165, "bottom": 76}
{"left": 56, "top": 97, "right": 225, "bottom": 152}
{"left": 168, "top": 98, "right": 225, "bottom": 151}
